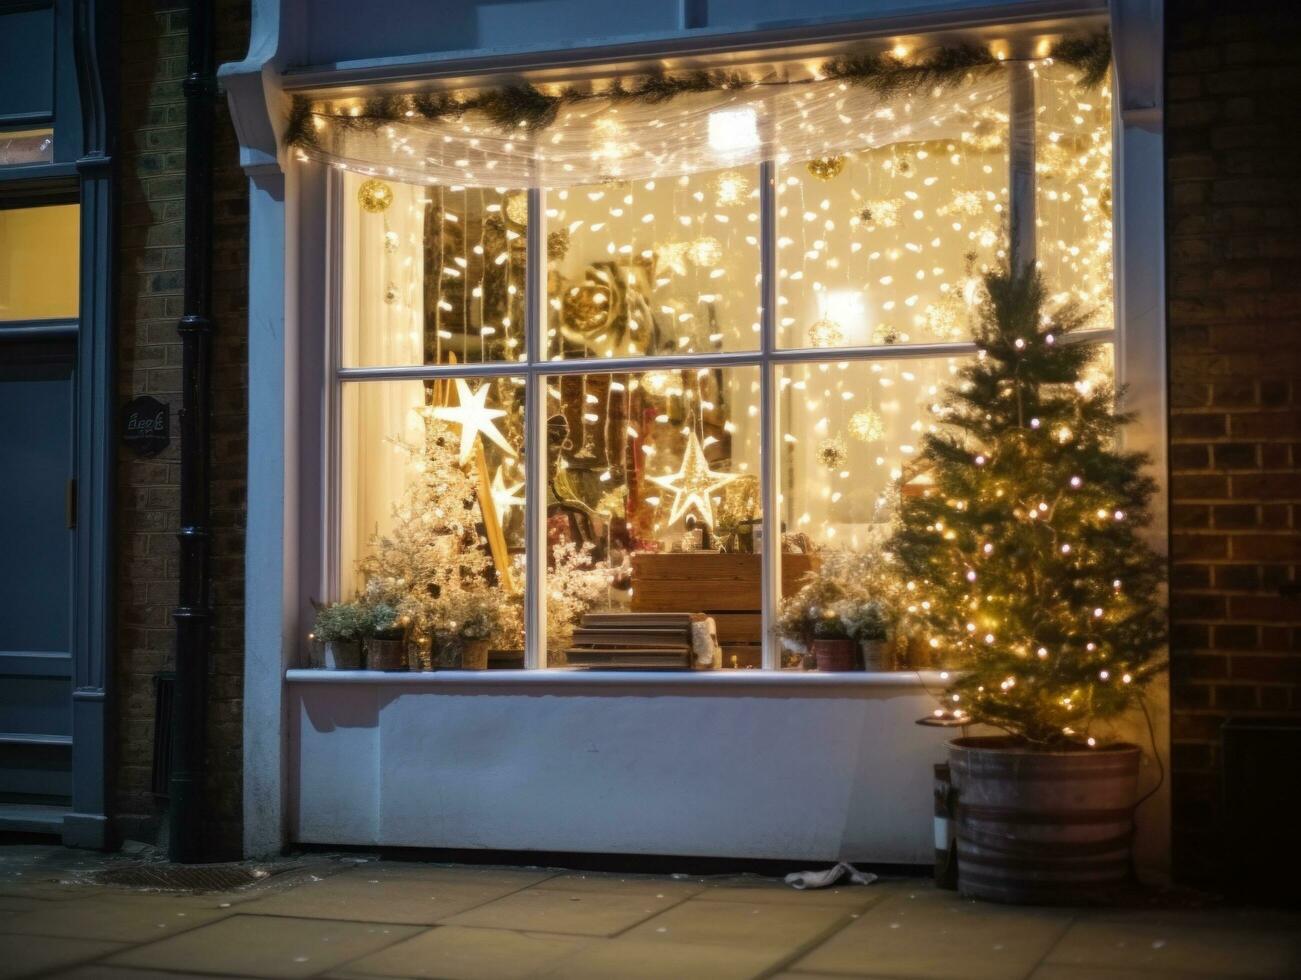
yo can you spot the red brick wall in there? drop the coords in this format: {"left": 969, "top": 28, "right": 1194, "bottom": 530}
{"left": 115, "top": 0, "right": 250, "bottom": 857}
{"left": 1166, "top": 2, "right": 1301, "bottom": 882}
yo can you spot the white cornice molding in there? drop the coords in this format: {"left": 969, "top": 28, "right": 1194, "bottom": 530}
{"left": 218, "top": 0, "right": 303, "bottom": 174}
{"left": 1110, "top": 0, "right": 1163, "bottom": 130}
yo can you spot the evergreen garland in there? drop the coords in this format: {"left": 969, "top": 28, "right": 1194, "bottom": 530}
{"left": 888, "top": 268, "right": 1165, "bottom": 747}
{"left": 285, "top": 32, "right": 1110, "bottom": 152}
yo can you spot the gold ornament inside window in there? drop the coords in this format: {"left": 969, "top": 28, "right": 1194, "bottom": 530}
{"left": 807, "top": 317, "right": 844, "bottom": 348}
{"left": 357, "top": 178, "right": 394, "bottom": 213}
{"left": 687, "top": 236, "right": 723, "bottom": 268}
{"left": 848, "top": 408, "right": 885, "bottom": 443}
{"left": 806, "top": 155, "right": 846, "bottom": 181}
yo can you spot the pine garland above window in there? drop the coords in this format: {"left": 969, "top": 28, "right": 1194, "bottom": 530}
{"left": 284, "top": 32, "right": 1110, "bottom": 153}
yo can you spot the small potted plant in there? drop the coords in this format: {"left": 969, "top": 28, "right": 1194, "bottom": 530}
{"left": 362, "top": 601, "right": 407, "bottom": 671}
{"left": 454, "top": 604, "right": 500, "bottom": 671}
{"left": 310, "top": 600, "right": 368, "bottom": 669}
{"left": 778, "top": 578, "right": 856, "bottom": 671}
{"left": 843, "top": 601, "right": 891, "bottom": 671}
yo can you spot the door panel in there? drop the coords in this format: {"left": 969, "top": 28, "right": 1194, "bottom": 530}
{"left": 0, "top": 345, "right": 74, "bottom": 805}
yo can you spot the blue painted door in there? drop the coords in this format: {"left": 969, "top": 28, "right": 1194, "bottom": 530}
{"left": 0, "top": 344, "right": 75, "bottom": 806}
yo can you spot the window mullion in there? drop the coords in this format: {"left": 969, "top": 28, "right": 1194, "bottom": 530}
{"left": 758, "top": 159, "right": 780, "bottom": 671}
{"left": 1010, "top": 62, "right": 1037, "bottom": 274}
{"left": 523, "top": 186, "right": 548, "bottom": 669}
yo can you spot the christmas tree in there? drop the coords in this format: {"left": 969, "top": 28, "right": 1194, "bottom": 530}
{"left": 888, "top": 269, "right": 1165, "bottom": 745}
{"left": 359, "top": 412, "right": 498, "bottom": 652}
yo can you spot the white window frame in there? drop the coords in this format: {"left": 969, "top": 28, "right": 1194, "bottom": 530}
{"left": 322, "top": 69, "right": 1115, "bottom": 671}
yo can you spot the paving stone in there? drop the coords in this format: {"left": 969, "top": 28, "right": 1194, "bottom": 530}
{"left": 106, "top": 914, "right": 422, "bottom": 979}
{"left": 531, "top": 872, "right": 705, "bottom": 899}
{"left": 1028, "top": 965, "right": 1212, "bottom": 980}
{"left": 793, "top": 889, "right": 1072, "bottom": 980}
{"left": 621, "top": 898, "right": 847, "bottom": 953}
{"left": 335, "top": 924, "right": 592, "bottom": 979}
{"left": 537, "top": 938, "right": 789, "bottom": 980}
{"left": 0, "top": 934, "right": 125, "bottom": 980}
{"left": 1045, "top": 917, "right": 1301, "bottom": 977}
{"left": 239, "top": 866, "right": 552, "bottom": 925}
{"left": 699, "top": 878, "right": 888, "bottom": 910}
{"left": 53, "top": 968, "right": 220, "bottom": 980}
{"left": 0, "top": 897, "right": 229, "bottom": 943}
{"left": 441, "top": 887, "right": 678, "bottom": 936}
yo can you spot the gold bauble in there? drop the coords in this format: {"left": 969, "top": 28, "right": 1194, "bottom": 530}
{"left": 357, "top": 178, "right": 394, "bottom": 213}
{"left": 504, "top": 191, "right": 529, "bottom": 226}
{"left": 688, "top": 236, "right": 723, "bottom": 268}
{"left": 561, "top": 283, "right": 613, "bottom": 334}
{"left": 817, "top": 436, "right": 848, "bottom": 469}
{"left": 806, "top": 155, "right": 846, "bottom": 181}
{"left": 848, "top": 408, "right": 885, "bottom": 443}
{"left": 711, "top": 170, "right": 751, "bottom": 207}
{"left": 807, "top": 317, "right": 844, "bottom": 348}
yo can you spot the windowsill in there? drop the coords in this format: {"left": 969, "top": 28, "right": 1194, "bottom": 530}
{"left": 285, "top": 667, "right": 947, "bottom": 688}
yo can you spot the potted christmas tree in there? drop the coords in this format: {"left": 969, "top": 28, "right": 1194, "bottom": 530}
{"left": 889, "top": 268, "right": 1165, "bottom": 904}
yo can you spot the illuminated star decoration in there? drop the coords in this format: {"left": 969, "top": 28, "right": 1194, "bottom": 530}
{"left": 432, "top": 379, "right": 516, "bottom": 465}
{"left": 649, "top": 430, "right": 739, "bottom": 529}
{"left": 490, "top": 466, "right": 525, "bottom": 514}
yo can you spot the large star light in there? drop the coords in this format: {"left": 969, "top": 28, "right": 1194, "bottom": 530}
{"left": 432, "top": 379, "right": 516, "bottom": 465}
{"left": 649, "top": 430, "right": 739, "bottom": 529}
{"left": 490, "top": 466, "right": 525, "bottom": 514}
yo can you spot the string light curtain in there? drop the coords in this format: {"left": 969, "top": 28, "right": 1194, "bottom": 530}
{"left": 291, "top": 72, "right": 1012, "bottom": 190}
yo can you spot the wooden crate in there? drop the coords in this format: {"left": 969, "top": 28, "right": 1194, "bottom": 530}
{"left": 631, "top": 553, "right": 818, "bottom": 668}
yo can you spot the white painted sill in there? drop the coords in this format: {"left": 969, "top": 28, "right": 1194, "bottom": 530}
{"left": 285, "top": 668, "right": 947, "bottom": 688}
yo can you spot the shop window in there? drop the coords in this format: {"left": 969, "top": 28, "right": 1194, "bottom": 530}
{"left": 0, "top": 202, "right": 78, "bottom": 321}
{"left": 326, "top": 52, "right": 1115, "bottom": 671}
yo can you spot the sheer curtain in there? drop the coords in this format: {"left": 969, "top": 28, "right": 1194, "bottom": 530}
{"left": 340, "top": 172, "right": 427, "bottom": 594}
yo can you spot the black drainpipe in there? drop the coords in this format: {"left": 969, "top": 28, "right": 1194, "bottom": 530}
{"left": 169, "top": 0, "right": 215, "bottom": 863}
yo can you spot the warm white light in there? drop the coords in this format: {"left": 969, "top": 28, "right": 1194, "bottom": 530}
{"left": 708, "top": 107, "right": 759, "bottom": 155}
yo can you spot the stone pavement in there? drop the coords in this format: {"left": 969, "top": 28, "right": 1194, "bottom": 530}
{"left": 0, "top": 845, "right": 1298, "bottom": 980}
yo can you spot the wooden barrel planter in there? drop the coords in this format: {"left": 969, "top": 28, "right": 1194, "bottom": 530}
{"left": 948, "top": 736, "right": 1141, "bottom": 905}
{"left": 810, "top": 638, "right": 857, "bottom": 672}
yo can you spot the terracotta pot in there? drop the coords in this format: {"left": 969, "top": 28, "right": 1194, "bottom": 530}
{"left": 322, "top": 639, "right": 361, "bottom": 670}
{"left": 364, "top": 637, "right": 406, "bottom": 671}
{"left": 948, "top": 736, "right": 1141, "bottom": 905}
{"left": 459, "top": 639, "right": 490, "bottom": 671}
{"left": 860, "top": 638, "right": 892, "bottom": 672}
{"left": 811, "top": 637, "right": 857, "bottom": 672}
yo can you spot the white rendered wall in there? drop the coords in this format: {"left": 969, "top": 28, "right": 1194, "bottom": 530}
{"left": 289, "top": 672, "right": 954, "bottom": 863}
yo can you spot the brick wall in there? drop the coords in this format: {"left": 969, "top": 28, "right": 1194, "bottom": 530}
{"left": 115, "top": 0, "right": 250, "bottom": 857}
{"left": 1166, "top": 2, "right": 1301, "bottom": 883}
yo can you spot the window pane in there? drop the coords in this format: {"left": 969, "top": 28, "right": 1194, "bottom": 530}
{"left": 546, "top": 170, "right": 761, "bottom": 359}
{"left": 0, "top": 129, "right": 54, "bottom": 166}
{"left": 543, "top": 365, "right": 762, "bottom": 667}
{"left": 340, "top": 375, "right": 526, "bottom": 668}
{"left": 341, "top": 172, "right": 526, "bottom": 367}
{"left": 776, "top": 355, "right": 968, "bottom": 670}
{"left": 1035, "top": 62, "right": 1113, "bottom": 325}
{"left": 0, "top": 203, "right": 78, "bottom": 320}
{"left": 776, "top": 130, "right": 1008, "bottom": 349}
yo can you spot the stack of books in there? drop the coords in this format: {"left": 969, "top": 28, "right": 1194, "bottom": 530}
{"left": 565, "top": 612, "right": 696, "bottom": 670}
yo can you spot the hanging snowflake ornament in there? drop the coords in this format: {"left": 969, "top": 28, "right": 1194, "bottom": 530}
{"left": 854, "top": 199, "right": 901, "bottom": 228}
{"left": 688, "top": 236, "right": 723, "bottom": 268}
{"left": 921, "top": 294, "right": 967, "bottom": 341}
{"left": 817, "top": 436, "right": 848, "bottom": 470}
{"left": 383, "top": 283, "right": 399, "bottom": 305}
{"left": 711, "top": 170, "right": 751, "bottom": 207}
{"left": 657, "top": 241, "right": 691, "bottom": 276}
{"left": 806, "top": 155, "right": 846, "bottom": 181}
{"left": 383, "top": 230, "right": 400, "bottom": 253}
{"left": 357, "top": 178, "right": 394, "bottom": 214}
{"left": 848, "top": 408, "right": 885, "bottom": 443}
{"left": 639, "top": 370, "right": 677, "bottom": 397}
{"left": 547, "top": 228, "right": 571, "bottom": 261}
{"left": 807, "top": 317, "right": 844, "bottom": 348}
